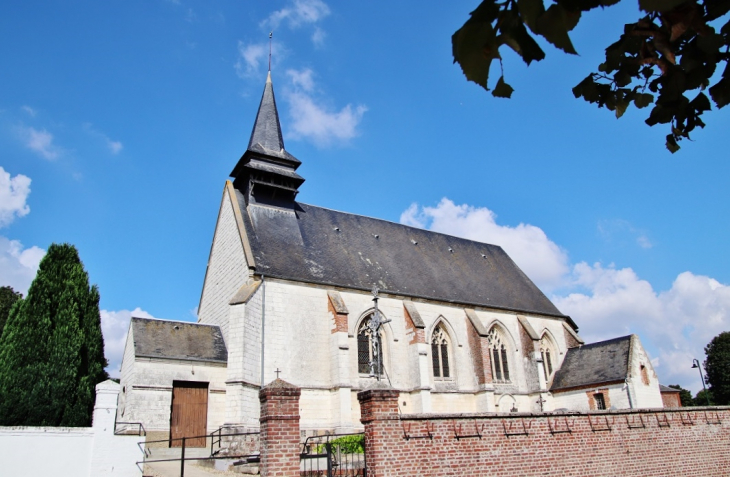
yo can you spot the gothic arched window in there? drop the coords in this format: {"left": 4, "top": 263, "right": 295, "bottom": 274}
{"left": 540, "top": 334, "right": 556, "bottom": 381}
{"left": 357, "top": 315, "right": 384, "bottom": 376}
{"left": 431, "top": 325, "right": 451, "bottom": 379}
{"left": 487, "top": 326, "right": 510, "bottom": 383}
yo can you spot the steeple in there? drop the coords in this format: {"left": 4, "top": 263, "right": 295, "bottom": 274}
{"left": 230, "top": 72, "right": 304, "bottom": 204}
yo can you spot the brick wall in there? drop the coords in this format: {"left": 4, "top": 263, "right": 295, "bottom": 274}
{"left": 259, "top": 379, "right": 301, "bottom": 477}
{"left": 358, "top": 387, "right": 730, "bottom": 477}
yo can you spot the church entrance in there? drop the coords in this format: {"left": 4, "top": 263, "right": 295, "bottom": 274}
{"left": 169, "top": 380, "right": 209, "bottom": 447}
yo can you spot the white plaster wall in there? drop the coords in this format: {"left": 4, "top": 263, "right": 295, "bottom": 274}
{"left": 122, "top": 358, "right": 227, "bottom": 432}
{"left": 0, "top": 427, "right": 94, "bottom": 476}
{"left": 0, "top": 381, "right": 142, "bottom": 477}
{"left": 220, "top": 277, "right": 579, "bottom": 429}
{"left": 262, "top": 281, "right": 332, "bottom": 386}
{"left": 551, "top": 384, "right": 630, "bottom": 411}
{"left": 198, "top": 189, "right": 249, "bottom": 342}
{"left": 628, "top": 336, "right": 664, "bottom": 408}
{"left": 116, "top": 324, "right": 136, "bottom": 423}
{"left": 225, "top": 287, "right": 261, "bottom": 426}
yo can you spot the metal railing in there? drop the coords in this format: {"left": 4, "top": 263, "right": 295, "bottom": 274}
{"left": 114, "top": 421, "right": 146, "bottom": 436}
{"left": 300, "top": 433, "right": 366, "bottom": 477}
{"left": 138, "top": 430, "right": 260, "bottom": 477}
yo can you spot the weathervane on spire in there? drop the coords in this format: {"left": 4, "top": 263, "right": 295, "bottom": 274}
{"left": 268, "top": 31, "right": 273, "bottom": 72}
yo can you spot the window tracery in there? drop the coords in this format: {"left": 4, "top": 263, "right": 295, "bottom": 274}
{"left": 431, "top": 325, "right": 450, "bottom": 379}
{"left": 357, "top": 315, "right": 384, "bottom": 376}
{"left": 540, "top": 334, "right": 555, "bottom": 381}
{"left": 487, "top": 326, "right": 510, "bottom": 383}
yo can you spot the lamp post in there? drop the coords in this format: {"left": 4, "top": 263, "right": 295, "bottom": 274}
{"left": 691, "top": 358, "right": 711, "bottom": 406}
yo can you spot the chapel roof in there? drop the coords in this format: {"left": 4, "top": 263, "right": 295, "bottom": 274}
{"left": 237, "top": 190, "right": 567, "bottom": 319}
{"left": 131, "top": 317, "right": 227, "bottom": 363}
{"left": 550, "top": 335, "right": 633, "bottom": 392}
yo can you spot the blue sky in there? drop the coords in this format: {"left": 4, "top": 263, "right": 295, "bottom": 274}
{"left": 1, "top": 1, "right": 728, "bottom": 393}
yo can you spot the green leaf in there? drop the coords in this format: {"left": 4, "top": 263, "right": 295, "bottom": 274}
{"left": 517, "top": 0, "right": 545, "bottom": 33}
{"left": 615, "top": 98, "right": 629, "bottom": 118}
{"left": 709, "top": 76, "right": 730, "bottom": 108}
{"left": 665, "top": 134, "right": 680, "bottom": 153}
{"left": 639, "top": 0, "right": 689, "bottom": 13}
{"left": 502, "top": 19, "right": 546, "bottom": 65}
{"left": 492, "top": 76, "right": 515, "bottom": 98}
{"left": 535, "top": 4, "right": 580, "bottom": 55}
{"left": 452, "top": 21, "right": 500, "bottom": 91}
{"left": 634, "top": 93, "right": 654, "bottom": 108}
{"left": 690, "top": 92, "right": 712, "bottom": 113}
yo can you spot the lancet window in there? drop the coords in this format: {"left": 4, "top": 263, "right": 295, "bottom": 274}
{"left": 540, "top": 334, "right": 555, "bottom": 381}
{"left": 431, "top": 325, "right": 450, "bottom": 379}
{"left": 487, "top": 326, "right": 510, "bottom": 383}
{"left": 357, "top": 315, "right": 384, "bottom": 376}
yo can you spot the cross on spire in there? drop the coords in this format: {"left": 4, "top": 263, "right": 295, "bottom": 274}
{"left": 275, "top": 368, "right": 281, "bottom": 379}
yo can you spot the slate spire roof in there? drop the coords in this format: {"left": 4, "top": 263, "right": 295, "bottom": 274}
{"left": 246, "top": 72, "right": 299, "bottom": 163}
{"left": 230, "top": 72, "right": 304, "bottom": 199}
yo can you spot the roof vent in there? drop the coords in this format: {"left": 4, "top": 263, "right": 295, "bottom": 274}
{"left": 481, "top": 253, "right": 487, "bottom": 259}
{"left": 173, "top": 325, "right": 180, "bottom": 330}
{"left": 373, "top": 234, "right": 379, "bottom": 239}
{"left": 410, "top": 239, "right": 418, "bottom": 245}
{"left": 334, "top": 227, "right": 340, "bottom": 232}
{"left": 448, "top": 247, "right": 454, "bottom": 253}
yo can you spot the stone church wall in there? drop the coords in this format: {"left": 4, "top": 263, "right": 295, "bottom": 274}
{"left": 118, "top": 356, "right": 227, "bottom": 433}
{"left": 198, "top": 186, "right": 249, "bottom": 342}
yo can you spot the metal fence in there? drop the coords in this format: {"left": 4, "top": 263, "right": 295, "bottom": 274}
{"left": 300, "top": 433, "right": 366, "bottom": 477}
{"left": 138, "top": 429, "right": 260, "bottom": 477}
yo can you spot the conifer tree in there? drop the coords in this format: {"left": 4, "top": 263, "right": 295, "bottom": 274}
{"left": 0, "top": 243, "right": 107, "bottom": 426}
{"left": 0, "top": 286, "right": 22, "bottom": 338}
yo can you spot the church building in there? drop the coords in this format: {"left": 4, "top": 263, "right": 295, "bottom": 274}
{"left": 116, "top": 73, "right": 664, "bottom": 443}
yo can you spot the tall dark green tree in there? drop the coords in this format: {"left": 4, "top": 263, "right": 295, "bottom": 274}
{"left": 0, "top": 243, "right": 107, "bottom": 426}
{"left": 0, "top": 286, "right": 22, "bottom": 338}
{"left": 704, "top": 331, "right": 730, "bottom": 405}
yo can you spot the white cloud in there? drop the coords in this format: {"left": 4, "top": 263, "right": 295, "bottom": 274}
{"left": 82, "top": 123, "right": 123, "bottom": 155}
{"left": 311, "top": 27, "right": 326, "bottom": 47}
{"left": 21, "top": 105, "right": 36, "bottom": 117}
{"left": 284, "top": 68, "right": 367, "bottom": 147}
{"left": 0, "top": 236, "right": 45, "bottom": 295}
{"left": 400, "top": 198, "right": 729, "bottom": 393}
{"left": 108, "top": 140, "right": 123, "bottom": 154}
{"left": 235, "top": 41, "right": 269, "bottom": 78}
{"left": 554, "top": 265, "right": 730, "bottom": 393}
{"left": 101, "top": 307, "right": 154, "bottom": 377}
{"left": 400, "top": 198, "right": 569, "bottom": 290}
{"left": 264, "top": 0, "right": 330, "bottom": 29}
{"left": 598, "top": 218, "right": 653, "bottom": 249}
{"left": 286, "top": 68, "right": 315, "bottom": 92}
{"left": 15, "top": 125, "right": 60, "bottom": 160}
{"left": 0, "top": 167, "right": 31, "bottom": 228}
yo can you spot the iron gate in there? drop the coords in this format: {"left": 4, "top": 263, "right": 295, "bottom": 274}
{"left": 300, "top": 433, "right": 366, "bottom": 477}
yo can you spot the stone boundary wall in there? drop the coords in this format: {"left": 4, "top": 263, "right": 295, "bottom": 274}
{"left": 0, "top": 380, "right": 142, "bottom": 477}
{"left": 358, "top": 388, "right": 730, "bottom": 477}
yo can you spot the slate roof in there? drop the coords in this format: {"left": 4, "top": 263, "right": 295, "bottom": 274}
{"left": 659, "top": 384, "right": 681, "bottom": 393}
{"left": 236, "top": 71, "right": 300, "bottom": 166}
{"left": 131, "top": 317, "right": 227, "bottom": 363}
{"left": 238, "top": 192, "right": 567, "bottom": 319}
{"left": 550, "top": 335, "right": 632, "bottom": 392}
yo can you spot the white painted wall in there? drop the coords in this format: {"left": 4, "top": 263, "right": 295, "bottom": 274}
{"left": 0, "top": 380, "right": 142, "bottom": 477}
{"left": 198, "top": 187, "right": 249, "bottom": 342}
{"left": 120, "top": 357, "right": 227, "bottom": 432}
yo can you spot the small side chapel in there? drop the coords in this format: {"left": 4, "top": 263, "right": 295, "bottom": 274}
{"left": 116, "top": 73, "right": 664, "bottom": 441}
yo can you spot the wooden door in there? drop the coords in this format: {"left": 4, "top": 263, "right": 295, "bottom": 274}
{"left": 170, "top": 381, "right": 208, "bottom": 447}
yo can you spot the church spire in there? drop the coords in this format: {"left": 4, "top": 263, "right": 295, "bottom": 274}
{"left": 230, "top": 72, "right": 304, "bottom": 203}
